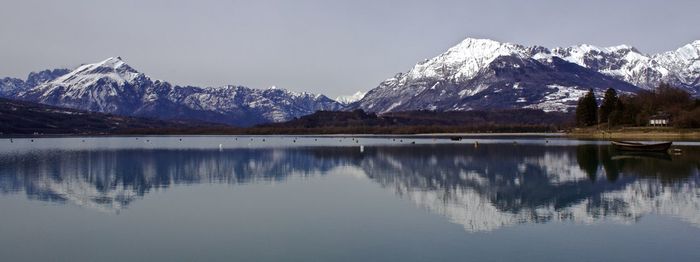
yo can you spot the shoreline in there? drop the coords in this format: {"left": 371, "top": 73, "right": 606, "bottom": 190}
{"left": 566, "top": 128, "right": 700, "bottom": 141}
{"left": 3, "top": 129, "right": 700, "bottom": 141}
{"left": 0, "top": 132, "right": 565, "bottom": 139}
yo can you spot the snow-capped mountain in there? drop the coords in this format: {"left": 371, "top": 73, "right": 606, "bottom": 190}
{"left": 3, "top": 38, "right": 699, "bottom": 120}
{"left": 0, "top": 69, "right": 69, "bottom": 97}
{"left": 551, "top": 41, "right": 700, "bottom": 94}
{"left": 355, "top": 38, "right": 700, "bottom": 113}
{"left": 355, "top": 38, "right": 640, "bottom": 113}
{"left": 7, "top": 57, "right": 344, "bottom": 126}
{"left": 335, "top": 91, "right": 366, "bottom": 104}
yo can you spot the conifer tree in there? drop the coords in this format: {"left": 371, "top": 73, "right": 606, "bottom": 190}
{"left": 598, "top": 88, "right": 618, "bottom": 123}
{"left": 576, "top": 89, "right": 598, "bottom": 127}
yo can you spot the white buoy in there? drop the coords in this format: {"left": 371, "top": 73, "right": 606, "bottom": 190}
{"left": 219, "top": 144, "right": 223, "bottom": 151}
{"left": 360, "top": 145, "right": 364, "bottom": 153}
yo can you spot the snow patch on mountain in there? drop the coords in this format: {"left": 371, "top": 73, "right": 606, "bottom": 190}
{"left": 523, "top": 85, "right": 589, "bottom": 112}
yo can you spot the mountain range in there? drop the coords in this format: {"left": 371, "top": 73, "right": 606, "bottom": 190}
{"left": 1, "top": 57, "right": 343, "bottom": 126}
{"left": 1, "top": 38, "right": 698, "bottom": 126}
{"left": 353, "top": 38, "right": 700, "bottom": 113}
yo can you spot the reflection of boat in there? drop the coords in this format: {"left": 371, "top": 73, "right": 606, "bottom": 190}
{"left": 450, "top": 136, "right": 463, "bottom": 141}
{"left": 611, "top": 141, "right": 672, "bottom": 152}
{"left": 611, "top": 151, "right": 672, "bottom": 161}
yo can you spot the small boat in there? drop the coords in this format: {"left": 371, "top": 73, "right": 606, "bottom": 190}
{"left": 450, "top": 136, "right": 462, "bottom": 141}
{"left": 611, "top": 141, "right": 672, "bottom": 152}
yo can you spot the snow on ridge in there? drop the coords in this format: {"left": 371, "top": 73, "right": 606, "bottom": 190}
{"left": 51, "top": 56, "right": 142, "bottom": 87}
{"left": 9, "top": 56, "right": 345, "bottom": 124}
{"left": 407, "top": 38, "right": 530, "bottom": 81}
{"left": 335, "top": 91, "right": 366, "bottom": 104}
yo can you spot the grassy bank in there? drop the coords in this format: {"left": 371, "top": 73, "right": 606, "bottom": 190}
{"left": 566, "top": 127, "right": 700, "bottom": 140}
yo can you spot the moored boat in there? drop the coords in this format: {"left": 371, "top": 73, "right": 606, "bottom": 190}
{"left": 611, "top": 141, "right": 672, "bottom": 152}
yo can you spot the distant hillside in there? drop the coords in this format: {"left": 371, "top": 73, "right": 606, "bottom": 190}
{"left": 254, "top": 109, "right": 573, "bottom": 134}
{"left": 0, "top": 98, "right": 219, "bottom": 135}
{"left": 1, "top": 97, "right": 572, "bottom": 135}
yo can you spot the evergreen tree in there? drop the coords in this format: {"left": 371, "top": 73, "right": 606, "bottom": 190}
{"left": 608, "top": 99, "right": 624, "bottom": 127}
{"left": 598, "top": 88, "right": 618, "bottom": 123}
{"left": 576, "top": 89, "right": 598, "bottom": 127}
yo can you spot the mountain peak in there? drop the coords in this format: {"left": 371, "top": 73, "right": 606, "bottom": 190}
{"left": 407, "top": 37, "right": 529, "bottom": 82}
{"left": 678, "top": 41, "right": 700, "bottom": 54}
{"left": 655, "top": 41, "right": 700, "bottom": 68}
{"left": 336, "top": 91, "right": 366, "bottom": 104}
{"left": 604, "top": 44, "right": 640, "bottom": 53}
{"left": 94, "top": 56, "right": 133, "bottom": 71}
{"left": 449, "top": 37, "right": 525, "bottom": 54}
{"left": 455, "top": 37, "right": 504, "bottom": 46}
{"left": 47, "top": 57, "right": 143, "bottom": 88}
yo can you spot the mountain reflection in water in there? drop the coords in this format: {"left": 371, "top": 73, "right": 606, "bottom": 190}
{"left": 0, "top": 143, "right": 698, "bottom": 232}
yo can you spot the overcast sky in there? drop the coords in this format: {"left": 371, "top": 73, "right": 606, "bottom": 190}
{"left": 1, "top": 0, "right": 699, "bottom": 98}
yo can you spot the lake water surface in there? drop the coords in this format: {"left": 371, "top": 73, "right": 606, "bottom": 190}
{"left": 1, "top": 136, "right": 699, "bottom": 261}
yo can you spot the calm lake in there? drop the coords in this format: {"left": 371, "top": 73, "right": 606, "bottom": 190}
{"left": 1, "top": 136, "right": 699, "bottom": 261}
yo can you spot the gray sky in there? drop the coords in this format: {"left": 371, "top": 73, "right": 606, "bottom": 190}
{"left": 1, "top": 0, "right": 699, "bottom": 98}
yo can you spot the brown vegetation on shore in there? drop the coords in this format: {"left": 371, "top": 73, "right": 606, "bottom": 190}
{"left": 567, "top": 126, "right": 700, "bottom": 140}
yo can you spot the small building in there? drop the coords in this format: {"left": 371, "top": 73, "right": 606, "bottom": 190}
{"left": 649, "top": 112, "right": 670, "bottom": 127}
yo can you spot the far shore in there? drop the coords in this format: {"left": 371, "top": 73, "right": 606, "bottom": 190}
{"left": 566, "top": 127, "right": 700, "bottom": 141}
{"left": 3, "top": 128, "right": 700, "bottom": 141}
{"left": 0, "top": 132, "right": 565, "bottom": 139}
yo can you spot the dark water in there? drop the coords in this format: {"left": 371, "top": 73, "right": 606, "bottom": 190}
{"left": 0, "top": 136, "right": 699, "bottom": 262}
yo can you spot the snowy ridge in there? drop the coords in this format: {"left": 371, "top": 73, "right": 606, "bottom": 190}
{"left": 52, "top": 57, "right": 141, "bottom": 86}
{"left": 335, "top": 91, "right": 366, "bottom": 104}
{"left": 7, "top": 57, "right": 344, "bottom": 126}
{"left": 3, "top": 38, "right": 699, "bottom": 118}
{"left": 0, "top": 69, "right": 69, "bottom": 97}
{"left": 551, "top": 41, "right": 700, "bottom": 93}
{"left": 407, "top": 38, "right": 530, "bottom": 81}
{"left": 356, "top": 37, "right": 700, "bottom": 113}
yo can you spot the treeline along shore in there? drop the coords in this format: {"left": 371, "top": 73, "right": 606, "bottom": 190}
{"left": 568, "top": 83, "right": 700, "bottom": 140}
{"left": 121, "top": 109, "right": 573, "bottom": 135}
